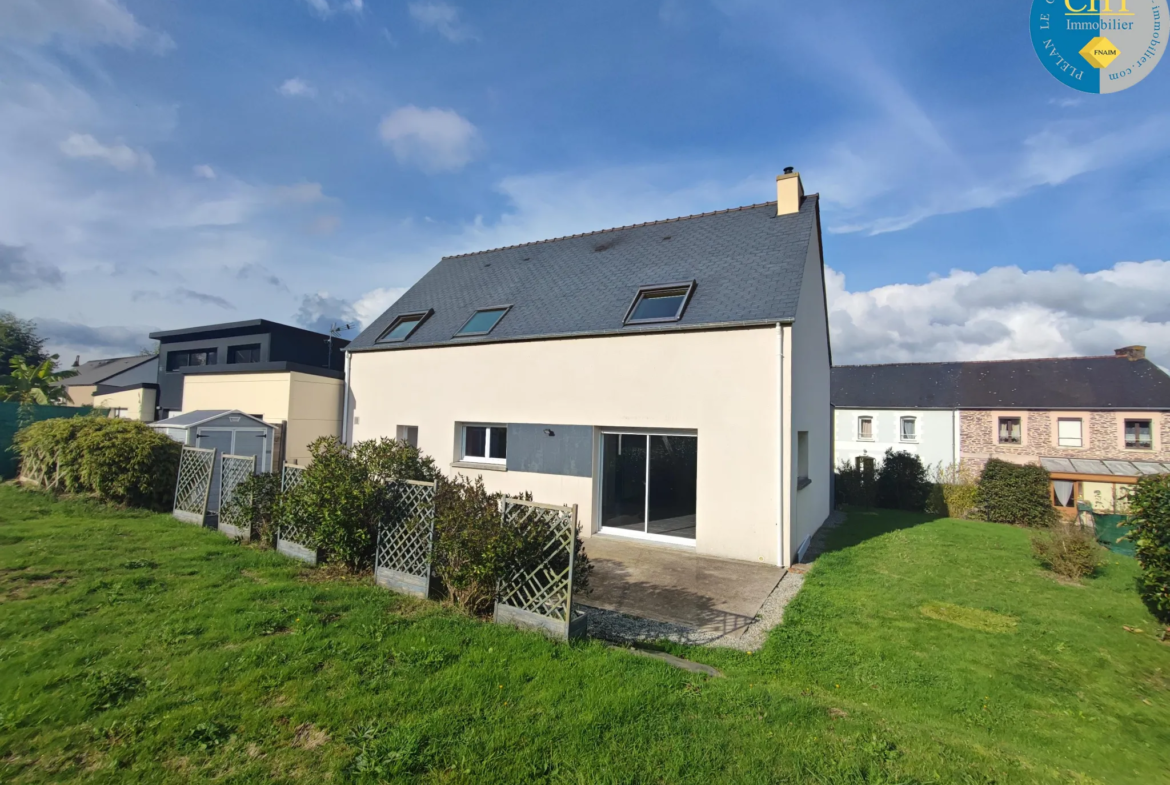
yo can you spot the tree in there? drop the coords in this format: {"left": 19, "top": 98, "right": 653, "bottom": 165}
{"left": 0, "top": 311, "right": 48, "bottom": 381}
{"left": 0, "top": 356, "right": 76, "bottom": 406}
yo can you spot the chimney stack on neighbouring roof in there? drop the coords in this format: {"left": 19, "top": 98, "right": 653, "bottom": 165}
{"left": 776, "top": 168, "right": 804, "bottom": 216}
{"left": 1115, "top": 345, "right": 1147, "bottom": 361}
{"left": 72, "top": 355, "right": 80, "bottom": 368}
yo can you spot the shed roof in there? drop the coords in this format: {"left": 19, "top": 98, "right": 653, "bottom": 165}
{"left": 832, "top": 356, "right": 1170, "bottom": 410}
{"left": 348, "top": 196, "right": 820, "bottom": 352}
{"left": 149, "top": 409, "right": 269, "bottom": 429}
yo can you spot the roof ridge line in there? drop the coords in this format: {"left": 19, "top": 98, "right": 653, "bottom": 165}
{"left": 440, "top": 196, "right": 820, "bottom": 260}
{"left": 834, "top": 355, "right": 1124, "bottom": 369}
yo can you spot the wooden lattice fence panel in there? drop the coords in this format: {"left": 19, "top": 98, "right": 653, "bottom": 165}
{"left": 217, "top": 454, "right": 256, "bottom": 540}
{"left": 494, "top": 499, "right": 586, "bottom": 640}
{"left": 277, "top": 463, "right": 318, "bottom": 565}
{"left": 173, "top": 446, "right": 215, "bottom": 525}
{"left": 374, "top": 479, "right": 436, "bottom": 597}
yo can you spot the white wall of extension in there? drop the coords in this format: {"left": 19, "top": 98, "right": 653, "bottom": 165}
{"left": 834, "top": 408, "right": 957, "bottom": 471}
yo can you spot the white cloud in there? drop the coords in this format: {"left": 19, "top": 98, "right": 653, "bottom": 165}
{"left": 301, "top": 0, "right": 364, "bottom": 18}
{"left": 408, "top": 2, "right": 477, "bottom": 42}
{"left": 193, "top": 164, "right": 216, "bottom": 180}
{"left": 278, "top": 78, "right": 316, "bottom": 98}
{"left": 60, "top": 132, "right": 154, "bottom": 172}
{"left": 827, "top": 260, "right": 1170, "bottom": 369}
{"left": 273, "top": 181, "right": 329, "bottom": 203}
{"left": 0, "top": 0, "right": 173, "bottom": 53}
{"left": 353, "top": 286, "right": 407, "bottom": 329}
{"left": 378, "top": 105, "right": 479, "bottom": 172}
{"left": 308, "top": 214, "right": 341, "bottom": 235}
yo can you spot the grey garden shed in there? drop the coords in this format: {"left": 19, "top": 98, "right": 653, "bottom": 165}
{"left": 150, "top": 410, "right": 274, "bottom": 512}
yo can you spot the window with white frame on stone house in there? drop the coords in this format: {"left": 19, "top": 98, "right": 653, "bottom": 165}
{"left": 1057, "top": 418, "right": 1083, "bottom": 448}
{"left": 1124, "top": 418, "right": 1153, "bottom": 450}
{"left": 998, "top": 416, "right": 1022, "bottom": 445}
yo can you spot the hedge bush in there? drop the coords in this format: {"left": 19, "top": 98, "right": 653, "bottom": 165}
{"left": 278, "top": 437, "right": 438, "bottom": 569}
{"left": 926, "top": 462, "right": 980, "bottom": 520}
{"left": 1031, "top": 521, "right": 1101, "bottom": 581}
{"left": 14, "top": 416, "right": 181, "bottom": 510}
{"left": 1124, "top": 474, "right": 1170, "bottom": 624}
{"left": 431, "top": 474, "right": 591, "bottom": 615}
{"left": 834, "top": 457, "right": 876, "bottom": 508}
{"left": 220, "top": 471, "right": 284, "bottom": 543}
{"left": 975, "top": 459, "right": 1057, "bottom": 527}
{"left": 875, "top": 449, "right": 930, "bottom": 512}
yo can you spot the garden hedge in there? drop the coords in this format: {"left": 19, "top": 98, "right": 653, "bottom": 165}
{"left": 975, "top": 459, "right": 1057, "bottom": 527}
{"left": 1124, "top": 474, "right": 1170, "bottom": 624}
{"left": 14, "top": 416, "right": 181, "bottom": 510}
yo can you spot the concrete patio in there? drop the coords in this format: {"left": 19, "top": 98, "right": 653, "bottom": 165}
{"left": 576, "top": 535, "right": 786, "bottom": 643}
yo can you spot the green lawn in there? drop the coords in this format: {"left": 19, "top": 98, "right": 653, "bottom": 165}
{"left": 0, "top": 486, "right": 1167, "bottom": 784}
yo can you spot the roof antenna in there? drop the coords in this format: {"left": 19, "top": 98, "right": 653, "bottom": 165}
{"left": 326, "top": 322, "right": 352, "bottom": 371}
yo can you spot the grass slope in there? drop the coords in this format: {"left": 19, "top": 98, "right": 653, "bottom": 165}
{"left": 0, "top": 487, "right": 1166, "bottom": 784}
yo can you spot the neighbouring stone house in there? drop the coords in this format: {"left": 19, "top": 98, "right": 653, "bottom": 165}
{"left": 832, "top": 346, "right": 1170, "bottom": 514}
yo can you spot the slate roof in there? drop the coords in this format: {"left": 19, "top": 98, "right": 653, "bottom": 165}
{"left": 832, "top": 356, "right": 1170, "bottom": 410}
{"left": 149, "top": 410, "right": 268, "bottom": 428}
{"left": 347, "top": 196, "right": 820, "bottom": 352}
{"left": 61, "top": 355, "right": 156, "bottom": 387}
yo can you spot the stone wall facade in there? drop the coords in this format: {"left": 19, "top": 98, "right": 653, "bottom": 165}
{"left": 959, "top": 409, "right": 1170, "bottom": 471}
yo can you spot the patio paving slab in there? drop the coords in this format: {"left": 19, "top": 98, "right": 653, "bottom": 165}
{"left": 577, "top": 535, "right": 785, "bottom": 640}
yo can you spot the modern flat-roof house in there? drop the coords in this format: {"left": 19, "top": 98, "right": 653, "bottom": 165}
{"left": 832, "top": 346, "right": 1170, "bottom": 513}
{"left": 148, "top": 320, "right": 348, "bottom": 463}
{"left": 60, "top": 354, "right": 158, "bottom": 408}
{"left": 346, "top": 171, "right": 832, "bottom": 567}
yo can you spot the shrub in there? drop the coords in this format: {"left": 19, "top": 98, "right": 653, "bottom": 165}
{"left": 926, "top": 462, "right": 980, "bottom": 519}
{"left": 975, "top": 459, "right": 1057, "bottom": 527}
{"left": 1031, "top": 521, "right": 1101, "bottom": 580}
{"left": 15, "top": 416, "right": 181, "bottom": 510}
{"left": 279, "top": 437, "right": 439, "bottom": 569}
{"left": 1123, "top": 474, "right": 1170, "bottom": 624}
{"left": 220, "top": 471, "right": 283, "bottom": 543}
{"left": 875, "top": 449, "right": 930, "bottom": 512}
{"left": 431, "top": 474, "right": 591, "bottom": 616}
{"left": 835, "top": 456, "right": 876, "bottom": 508}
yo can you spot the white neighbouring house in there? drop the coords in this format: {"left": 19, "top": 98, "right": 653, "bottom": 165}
{"left": 344, "top": 171, "right": 833, "bottom": 567}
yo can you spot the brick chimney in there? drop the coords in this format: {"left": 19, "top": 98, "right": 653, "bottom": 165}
{"left": 776, "top": 167, "right": 804, "bottom": 216}
{"left": 1114, "top": 345, "right": 1146, "bottom": 361}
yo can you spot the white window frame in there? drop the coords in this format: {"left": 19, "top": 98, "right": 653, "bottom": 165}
{"left": 1057, "top": 417, "right": 1083, "bottom": 448}
{"left": 857, "top": 416, "right": 874, "bottom": 441}
{"left": 460, "top": 423, "right": 507, "bottom": 465}
{"left": 899, "top": 416, "right": 917, "bottom": 443}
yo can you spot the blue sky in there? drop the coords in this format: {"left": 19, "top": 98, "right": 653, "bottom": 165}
{"left": 1, "top": 0, "right": 1169, "bottom": 366}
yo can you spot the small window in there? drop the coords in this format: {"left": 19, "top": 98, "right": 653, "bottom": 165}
{"left": 900, "top": 416, "right": 917, "bottom": 442}
{"left": 228, "top": 344, "right": 261, "bottom": 364}
{"left": 455, "top": 307, "right": 510, "bottom": 337}
{"left": 376, "top": 310, "right": 431, "bottom": 343}
{"left": 396, "top": 425, "right": 418, "bottom": 448}
{"left": 624, "top": 281, "right": 696, "bottom": 324}
{"left": 462, "top": 424, "right": 507, "bottom": 464}
{"left": 858, "top": 416, "right": 874, "bottom": 440}
{"left": 1057, "top": 418, "right": 1083, "bottom": 448}
{"left": 998, "top": 417, "right": 1022, "bottom": 445}
{"left": 1125, "top": 419, "right": 1153, "bottom": 449}
{"left": 797, "top": 431, "right": 809, "bottom": 481}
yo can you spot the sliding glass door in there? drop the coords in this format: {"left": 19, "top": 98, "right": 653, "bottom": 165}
{"left": 600, "top": 432, "right": 697, "bottom": 543}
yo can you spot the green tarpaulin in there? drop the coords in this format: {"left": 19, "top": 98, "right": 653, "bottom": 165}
{"left": 0, "top": 401, "right": 94, "bottom": 479}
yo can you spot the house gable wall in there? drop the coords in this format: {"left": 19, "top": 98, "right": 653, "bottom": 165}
{"left": 348, "top": 327, "right": 782, "bottom": 563}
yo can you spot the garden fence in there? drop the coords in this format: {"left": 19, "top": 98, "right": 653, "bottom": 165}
{"left": 374, "top": 479, "right": 437, "bottom": 597}
{"left": 173, "top": 446, "right": 215, "bottom": 525}
{"left": 494, "top": 498, "right": 586, "bottom": 640}
{"left": 276, "top": 463, "right": 317, "bottom": 564}
{"left": 217, "top": 454, "right": 256, "bottom": 540}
